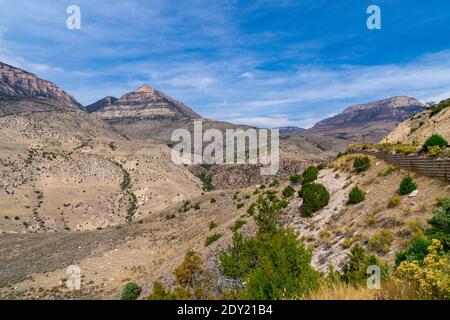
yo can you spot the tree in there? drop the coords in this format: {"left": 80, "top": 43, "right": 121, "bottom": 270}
{"left": 422, "top": 134, "right": 448, "bottom": 151}
{"left": 147, "top": 282, "right": 176, "bottom": 300}
{"left": 298, "top": 183, "right": 330, "bottom": 217}
{"left": 348, "top": 186, "right": 366, "bottom": 204}
{"left": 341, "top": 244, "right": 388, "bottom": 286}
{"left": 121, "top": 282, "right": 142, "bottom": 300}
{"left": 301, "top": 166, "right": 319, "bottom": 185}
{"left": 399, "top": 175, "right": 417, "bottom": 195}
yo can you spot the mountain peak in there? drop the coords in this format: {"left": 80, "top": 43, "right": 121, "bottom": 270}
{"left": 135, "top": 84, "right": 155, "bottom": 93}
{"left": 91, "top": 85, "right": 201, "bottom": 120}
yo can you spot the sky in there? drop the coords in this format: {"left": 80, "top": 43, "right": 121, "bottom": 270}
{"left": 1, "top": 0, "right": 450, "bottom": 128}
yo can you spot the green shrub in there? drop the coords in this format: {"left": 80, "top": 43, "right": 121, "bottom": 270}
{"left": 422, "top": 134, "right": 448, "bottom": 151}
{"left": 399, "top": 175, "right": 417, "bottom": 195}
{"left": 220, "top": 229, "right": 320, "bottom": 299}
{"left": 196, "top": 174, "right": 215, "bottom": 191}
{"left": 368, "top": 230, "right": 393, "bottom": 254}
{"left": 236, "top": 203, "right": 244, "bottom": 209}
{"left": 298, "top": 183, "right": 330, "bottom": 217}
{"left": 147, "top": 282, "right": 176, "bottom": 300}
{"left": 210, "top": 198, "right": 216, "bottom": 203}
{"left": 428, "top": 98, "right": 450, "bottom": 117}
{"left": 269, "top": 179, "right": 280, "bottom": 188}
{"left": 205, "top": 233, "right": 222, "bottom": 246}
{"left": 247, "top": 203, "right": 256, "bottom": 216}
{"left": 289, "top": 175, "right": 301, "bottom": 185}
{"left": 348, "top": 186, "right": 366, "bottom": 204}
{"left": 231, "top": 219, "right": 246, "bottom": 232}
{"left": 121, "top": 282, "right": 142, "bottom": 300}
{"left": 353, "top": 156, "right": 371, "bottom": 172}
{"left": 301, "top": 166, "right": 319, "bottom": 185}
{"left": 282, "top": 185, "right": 295, "bottom": 199}
{"left": 426, "top": 198, "right": 450, "bottom": 250}
{"left": 341, "top": 244, "right": 388, "bottom": 286}
{"left": 395, "top": 239, "right": 432, "bottom": 268}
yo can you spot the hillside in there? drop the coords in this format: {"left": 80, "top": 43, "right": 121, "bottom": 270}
{"left": 384, "top": 99, "right": 450, "bottom": 145}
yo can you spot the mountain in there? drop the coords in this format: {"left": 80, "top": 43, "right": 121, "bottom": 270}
{"left": 85, "top": 96, "right": 117, "bottom": 113}
{"left": 383, "top": 98, "right": 450, "bottom": 144}
{"left": 276, "top": 126, "right": 305, "bottom": 135}
{"left": 303, "top": 96, "right": 424, "bottom": 143}
{"left": 0, "top": 61, "right": 83, "bottom": 114}
{"left": 91, "top": 84, "right": 200, "bottom": 121}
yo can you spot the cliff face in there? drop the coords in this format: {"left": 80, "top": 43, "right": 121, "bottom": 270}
{"left": 303, "top": 96, "right": 424, "bottom": 143}
{"left": 91, "top": 84, "right": 201, "bottom": 122}
{"left": 0, "top": 62, "right": 83, "bottom": 113}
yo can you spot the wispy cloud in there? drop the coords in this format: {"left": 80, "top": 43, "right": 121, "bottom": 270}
{"left": 0, "top": 1, "right": 449, "bottom": 128}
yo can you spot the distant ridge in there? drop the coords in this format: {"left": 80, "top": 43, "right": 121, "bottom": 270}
{"left": 85, "top": 96, "right": 118, "bottom": 113}
{"left": 303, "top": 96, "right": 424, "bottom": 143}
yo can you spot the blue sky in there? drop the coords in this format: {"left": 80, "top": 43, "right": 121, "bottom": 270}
{"left": 1, "top": 0, "right": 450, "bottom": 128}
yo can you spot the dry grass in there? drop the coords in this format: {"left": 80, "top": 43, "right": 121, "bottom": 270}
{"left": 309, "top": 283, "right": 378, "bottom": 300}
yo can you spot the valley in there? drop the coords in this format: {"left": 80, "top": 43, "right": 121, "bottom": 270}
{"left": 0, "top": 61, "right": 448, "bottom": 300}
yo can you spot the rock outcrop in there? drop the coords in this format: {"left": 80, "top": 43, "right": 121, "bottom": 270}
{"left": 0, "top": 61, "right": 83, "bottom": 113}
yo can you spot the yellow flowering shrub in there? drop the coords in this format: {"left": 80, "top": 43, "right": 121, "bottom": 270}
{"left": 395, "top": 240, "right": 450, "bottom": 299}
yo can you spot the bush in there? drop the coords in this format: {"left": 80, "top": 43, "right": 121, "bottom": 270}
{"left": 368, "top": 230, "right": 393, "bottom": 254}
{"left": 353, "top": 156, "right": 371, "bottom": 172}
{"left": 298, "top": 183, "right": 330, "bottom": 217}
{"left": 121, "top": 282, "right": 142, "bottom": 300}
{"left": 205, "top": 233, "right": 222, "bottom": 246}
{"left": 395, "top": 240, "right": 449, "bottom": 300}
{"left": 387, "top": 194, "right": 401, "bottom": 208}
{"left": 427, "top": 145, "right": 444, "bottom": 157}
{"left": 289, "top": 175, "right": 301, "bottom": 185}
{"left": 426, "top": 198, "right": 450, "bottom": 250}
{"left": 422, "top": 134, "right": 448, "bottom": 151}
{"left": 395, "top": 239, "right": 432, "bottom": 268}
{"left": 231, "top": 219, "right": 246, "bottom": 232}
{"left": 269, "top": 179, "right": 280, "bottom": 188}
{"left": 196, "top": 174, "right": 215, "bottom": 191}
{"left": 399, "top": 175, "right": 417, "bottom": 195}
{"left": 341, "top": 244, "right": 388, "bottom": 286}
{"left": 247, "top": 203, "right": 256, "bottom": 216}
{"left": 348, "top": 186, "right": 365, "bottom": 204}
{"left": 282, "top": 185, "right": 295, "bottom": 199}
{"left": 220, "top": 229, "right": 320, "bottom": 299}
{"left": 147, "top": 282, "right": 176, "bottom": 300}
{"left": 428, "top": 98, "right": 450, "bottom": 117}
{"left": 301, "top": 166, "right": 319, "bottom": 185}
